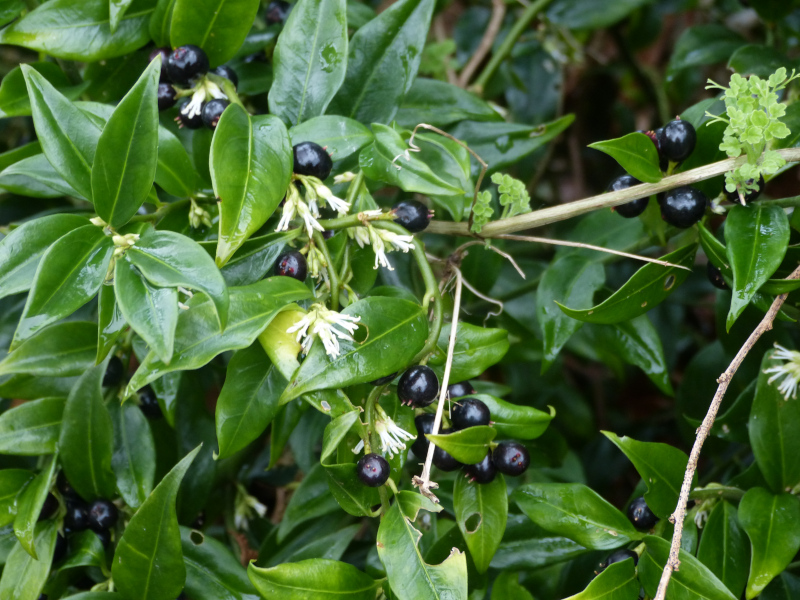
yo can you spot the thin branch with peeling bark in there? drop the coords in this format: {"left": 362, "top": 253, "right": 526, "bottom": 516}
{"left": 458, "top": 0, "right": 506, "bottom": 88}
{"left": 654, "top": 264, "right": 800, "bottom": 600}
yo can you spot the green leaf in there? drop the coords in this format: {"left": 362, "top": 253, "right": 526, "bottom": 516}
{"left": 277, "top": 463, "right": 341, "bottom": 542}
{"left": 21, "top": 65, "right": 101, "bottom": 201}
{"left": 0, "top": 62, "right": 86, "bottom": 118}
{"left": 639, "top": 535, "right": 736, "bottom": 600}
{"left": 563, "top": 558, "right": 639, "bottom": 599}
{"left": 13, "top": 455, "right": 57, "bottom": 559}
{"left": 328, "top": 0, "right": 434, "bottom": 124}
{"left": 155, "top": 127, "right": 195, "bottom": 197}
{"left": 323, "top": 463, "right": 380, "bottom": 516}
{"left": 97, "top": 284, "right": 126, "bottom": 364}
{"left": 490, "top": 572, "right": 534, "bottom": 600}
{"left": 210, "top": 105, "right": 292, "bottom": 266}
{"left": 181, "top": 527, "right": 260, "bottom": 600}
{"left": 112, "top": 446, "right": 201, "bottom": 600}
{"left": 427, "top": 426, "right": 496, "bottom": 464}
{"left": 588, "top": 133, "right": 663, "bottom": 183}
{"left": 697, "top": 501, "right": 749, "bottom": 599}
{"left": 170, "top": 0, "right": 261, "bottom": 66}
{"left": 377, "top": 491, "right": 467, "bottom": 600}
{"left": 0, "top": 0, "right": 154, "bottom": 61}
{"left": 725, "top": 205, "right": 789, "bottom": 331}
{"left": 109, "top": 400, "right": 156, "bottom": 509}
{"left": 396, "top": 78, "right": 501, "bottom": 128}
{"left": 470, "top": 394, "right": 554, "bottom": 440}
{"left": 667, "top": 25, "right": 746, "bottom": 78}
{"left": 738, "top": 487, "right": 800, "bottom": 599}
{"left": 59, "top": 529, "right": 107, "bottom": 570}
{"left": 126, "top": 228, "right": 229, "bottom": 329}
{"left": 115, "top": 259, "right": 178, "bottom": 364}
{"left": 280, "top": 297, "right": 428, "bottom": 403}
{"left": 150, "top": 0, "right": 176, "bottom": 47}
{"left": 454, "top": 472, "right": 506, "bottom": 574}
{"left": 11, "top": 225, "right": 113, "bottom": 346}
{"left": 537, "top": 255, "right": 605, "bottom": 367}
{"left": 429, "top": 322, "right": 510, "bottom": 383}
{"left": 289, "top": 116, "right": 373, "bottom": 161}
{"left": 215, "top": 343, "right": 286, "bottom": 459}
{"left": 269, "top": 0, "right": 348, "bottom": 125}
{"left": 547, "top": 0, "right": 651, "bottom": 29}
{"left": 110, "top": 0, "right": 138, "bottom": 31}
{"left": 0, "top": 321, "right": 98, "bottom": 377}
{"left": 728, "top": 45, "right": 792, "bottom": 78}
{"left": 602, "top": 432, "right": 690, "bottom": 520}
{"left": 321, "top": 410, "right": 360, "bottom": 463}
{"left": 92, "top": 57, "right": 160, "bottom": 227}
{"left": 0, "top": 153, "right": 81, "bottom": 198}
{"left": 249, "top": 558, "right": 381, "bottom": 599}
{"left": 59, "top": 364, "right": 116, "bottom": 501}
{"left": 603, "top": 315, "right": 673, "bottom": 395}
{"left": 0, "top": 398, "right": 65, "bottom": 456}
{"left": 210, "top": 231, "right": 298, "bottom": 287}
{"left": 0, "top": 520, "right": 57, "bottom": 600}
{"left": 0, "top": 470, "right": 34, "bottom": 528}
{"left": 513, "top": 483, "right": 641, "bottom": 550}
{"left": 557, "top": 244, "right": 697, "bottom": 325}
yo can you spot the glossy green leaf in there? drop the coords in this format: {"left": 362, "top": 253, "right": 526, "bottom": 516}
{"left": 606, "top": 315, "right": 673, "bottom": 395}
{"left": 211, "top": 231, "right": 298, "bottom": 287}
{"left": 0, "top": 1, "right": 23, "bottom": 28}
{"left": 537, "top": 255, "right": 605, "bottom": 366}
{"left": 277, "top": 463, "right": 341, "bottom": 542}
{"left": 0, "top": 398, "right": 65, "bottom": 456}
{"left": 328, "top": 0, "right": 434, "bottom": 124}
{"left": 429, "top": 322, "right": 510, "bottom": 383}
{"left": 470, "top": 394, "right": 554, "bottom": 440}
{"left": 0, "top": 153, "right": 80, "bottom": 198}
{"left": 490, "top": 572, "right": 534, "bottom": 600}
{"left": 281, "top": 297, "right": 428, "bottom": 402}
{"left": 13, "top": 455, "right": 56, "bottom": 559}
{"left": 323, "top": 463, "right": 379, "bottom": 516}
{"left": 113, "top": 446, "right": 201, "bottom": 600}
{"left": 725, "top": 205, "right": 789, "bottom": 331}
{"left": 59, "top": 364, "right": 116, "bottom": 501}
{"left": 427, "top": 426, "right": 496, "bottom": 465}
{"left": 170, "top": 0, "right": 261, "bottom": 66}
{"left": 513, "top": 483, "right": 640, "bottom": 550}
{"left": 697, "top": 501, "right": 749, "bottom": 599}
{"left": 249, "top": 558, "right": 380, "bottom": 600}
{"left": 149, "top": 0, "right": 176, "bottom": 46}
{"left": 396, "top": 78, "right": 501, "bottom": 128}
{"left": 97, "top": 283, "right": 127, "bottom": 364}
{"left": 667, "top": 25, "right": 746, "bottom": 77}
{"left": 547, "top": 0, "right": 651, "bottom": 29}
{"left": 109, "top": 400, "right": 156, "bottom": 509}
{"left": 115, "top": 259, "right": 178, "bottom": 364}
{"left": 639, "top": 535, "right": 736, "bottom": 600}
{"left": 589, "top": 133, "right": 663, "bottom": 183}
{"left": 321, "top": 410, "right": 359, "bottom": 462}
{"left": 0, "top": 470, "right": 33, "bottom": 528}
{"left": 59, "top": 529, "right": 106, "bottom": 570}
{"left": 728, "top": 45, "right": 791, "bottom": 78}
{"left": 557, "top": 244, "right": 697, "bottom": 325}
{"left": 92, "top": 57, "right": 160, "bottom": 227}
{"left": 377, "top": 491, "right": 467, "bottom": 600}
{"left": 0, "top": 0, "right": 153, "bottom": 61}
{"left": 454, "top": 472, "right": 506, "bottom": 574}
{"left": 210, "top": 105, "right": 292, "bottom": 266}
{"left": 181, "top": 527, "right": 259, "bottom": 600}
{"left": 0, "top": 62, "right": 86, "bottom": 119}
{"left": 126, "top": 228, "right": 229, "bottom": 329}
{"left": 215, "top": 343, "right": 286, "bottom": 459}
{"left": 0, "top": 520, "right": 57, "bottom": 600}
{"left": 155, "top": 128, "right": 195, "bottom": 197}
{"left": 110, "top": 0, "right": 137, "bottom": 31}
{"left": 289, "top": 116, "right": 373, "bottom": 161}
{"left": 0, "top": 322, "right": 98, "bottom": 378}
{"left": 563, "top": 558, "right": 638, "bottom": 599}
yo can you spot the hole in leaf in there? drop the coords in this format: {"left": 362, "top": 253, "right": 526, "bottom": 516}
{"left": 353, "top": 323, "right": 369, "bottom": 344}
{"left": 663, "top": 274, "right": 676, "bottom": 290}
{"left": 190, "top": 530, "right": 204, "bottom": 545}
{"left": 465, "top": 512, "right": 482, "bottom": 533}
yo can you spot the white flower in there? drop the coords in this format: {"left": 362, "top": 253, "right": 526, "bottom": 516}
{"left": 360, "top": 209, "right": 384, "bottom": 219}
{"left": 352, "top": 405, "right": 415, "bottom": 458}
{"left": 181, "top": 88, "right": 206, "bottom": 120}
{"left": 276, "top": 185, "right": 302, "bottom": 232}
{"left": 378, "top": 228, "right": 415, "bottom": 253}
{"left": 286, "top": 303, "right": 361, "bottom": 358}
{"left": 90, "top": 216, "right": 107, "bottom": 227}
{"left": 233, "top": 484, "right": 267, "bottom": 531}
{"left": 764, "top": 344, "right": 800, "bottom": 400}
{"left": 363, "top": 226, "right": 415, "bottom": 271}
{"left": 297, "top": 200, "right": 324, "bottom": 237}
{"left": 349, "top": 226, "right": 371, "bottom": 248}
{"left": 112, "top": 233, "right": 140, "bottom": 257}
{"left": 334, "top": 171, "right": 356, "bottom": 184}
{"left": 316, "top": 183, "right": 350, "bottom": 215}
{"left": 306, "top": 245, "right": 328, "bottom": 282}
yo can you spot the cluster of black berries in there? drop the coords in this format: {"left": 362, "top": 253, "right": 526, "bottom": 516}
{"left": 595, "top": 496, "right": 658, "bottom": 575}
{"left": 154, "top": 44, "right": 237, "bottom": 130}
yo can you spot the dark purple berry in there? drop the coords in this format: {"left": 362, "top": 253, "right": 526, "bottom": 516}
{"left": 201, "top": 98, "right": 229, "bottom": 130}
{"left": 138, "top": 386, "right": 163, "bottom": 419}
{"left": 212, "top": 65, "right": 238, "bottom": 89}
{"left": 660, "top": 186, "right": 706, "bottom": 228}
{"left": 64, "top": 500, "right": 90, "bottom": 534}
{"left": 356, "top": 453, "right": 390, "bottom": 487}
{"left": 607, "top": 174, "right": 647, "bottom": 218}
{"left": 627, "top": 496, "right": 658, "bottom": 530}
{"left": 266, "top": 0, "right": 292, "bottom": 25}
{"left": 397, "top": 365, "right": 439, "bottom": 407}
{"left": 464, "top": 452, "right": 496, "bottom": 484}
{"left": 149, "top": 47, "right": 172, "bottom": 82}
{"left": 103, "top": 356, "right": 124, "bottom": 387}
{"left": 38, "top": 493, "right": 58, "bottom": 521}
{"left": 393, "top": 200, "right": 433, "bottom": 233}
{"left": 158, "top": 83, "right": 178, "bottom": 112}
{"left": 707, "top": 263, "right": 728, "bottom": 290}
{"left": 657, "top": 119, "right": 696, "bottom": 163}
{"left": 411, "top": 414, "right": 435, "bottom": 459}
{"left": 451, "top": 398, "right": 490, "bottom": 430}
{"left": 166, "top": 44, "right": 210, "bottom": 86}
{"left": 597, "top": 549, "right": 638, "bottom": 574}
{"left": 175, "top": 99, "right": 204, "bottom": 129}
{"left": 492, "top": 441, "right": 529, "bottom": 477}
{"left": 725, "top": 175, "right": 765, "bottom": 204}
{"left": 88, "top": 499, "right": 118, "bottom": 532}
{"left": 653, "top": 127, "right": 669, "bottom": 171}
{"left": 432, "top": 430, "right": 462, "bottom": 472}
{"left": 293, "top": 142, "right": 333, "bottom": 180}
{"left": 369, "top": 372, "right": 397, "bottom": 386}
{"left": 447, "top": 381, "right": 475, "bottom": 399}
{"left": 274, "top": 250, "right": 307, "bottom": 280}
{"left": 94, "top": 528, "right": 112, "bottom": 548}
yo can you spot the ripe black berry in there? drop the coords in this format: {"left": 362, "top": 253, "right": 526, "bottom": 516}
{"left": 597, "top": 548, "right": 638, "bottom": 574}
{"left": 212, "top": 65, "right": 239, "bottom": 89}
{"left": 356, "top": 453, "right": 390, "bottom": 487}
{"left": 492, "top": 441, "right": 530, "bottom": 477}
{"left": 103, "top": 356, "right": 124, "bottom": 387}
{"left": 652, "top": 127, "right": 669, "bottom": 171}
{"left": 149, "top": 47, "right": 172, "bottom": 82}
{"left": 38, "top": 493, "right": 58, "bottom": 521}
{"left": 397, "top": 365, "right": 439, "bottom": 407}
{"left": 176, "top": 99, "right": 204, "bottom": 129}
{"left": 202, "top": 98, "right": 229, "bottom": 130}
{"left": 158, "top": 83, "right": 177, "bottom": 112}
{"left": 64, "top": 500, "right": 90, "bottom": 534}
{"left": 627, "top": 496, "right": 658, "bottom": 530}
{"left": 725, "top": 175, "right": 765, "bottom": 204}
{"left": 95, "top": 528, "right": 112, "bottom": 548}
{"left": 369, "top": 372, "right": 397, "bottom": 386}
{"left": 451, "top": 398, "right": 490, "bottom": 430}
{"left": 432, "top": 430, "right": 462, "bottom": 472}
{"left": 464, "top": 452, "right": 496, "bottom": 484}
{"left": 411, "top": 414, "right": 435, "bottom": 458}
{"left": 660, "top": 186, "right": 706, "bottom": 228}
{"left": 88, "top": 499, "right": 118, "bottom": 532}
{"left": 138, "top": 386, "right": 163, "bottom": 419}
{"left": 707, "top": 263, "right": 728, "bottom": 290}
{"left": 166, "top": 44, "right": 210, "bottom": 86}
{"left": 293, "top": 142, "right": 333, "bottom": 180}
{"left": 38, "top": 595, "right": 48, "bottom": 600}
{"left": 52, "top": 534, "right": 67, "bottom": 564}
{"left": 266, "top": 0, "right": 292, "bottom": 24}
{"left": 447, "top": 381, "right": 475, "bottom": 399}
{"left": 274, "top": 250, "right": 307, "bottom": 281}
{"left": 393, "top": 200, "right": 433, "bottom": 233}
{"left": 607, "top": 175, "right": 647, "bottom": 218}
{"left": 657, "top": 119, "right": 696, "bottom": 163}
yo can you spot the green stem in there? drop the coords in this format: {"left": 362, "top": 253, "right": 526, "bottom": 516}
{"left": 688, "top": 485, "right": 745, "bottom": 503}
{"left": 473, "top": 0, "right": 554, "bottom": 92}
{"left": 363, "top": 385, "right": 392, "bottom": 514}
{"left": 312, "top": 231, "right": 339, "bottom": 311}
{"left": 345, "top": 171, "right": 365, "bottom": 206}
{"left": 207, "top": 73, "right": 246, "bottom": 109}
{"left": 339, "top": 243, "right": 352, "bottom": 305}
{"left": 128, "top": 198, "right": 192, "bottom": 223}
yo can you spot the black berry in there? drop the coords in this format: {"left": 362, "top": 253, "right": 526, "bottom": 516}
{"left": 657, "top": 119, "right": 696, "bottom": 163}
{"left": 212, "top": 65, "right": 239, "bottom": 89}
{"left": 660, "top": 186, "right": 706, "bottom": 228}
{"left": 492, "top": 441, "right": 530, "bottom": 477}
{"left": 725, "top": 175, "right": 765, "bottom": 204}
{"left": 52, "top": 534, "right": 67, "bottom": 563}
{"left": 397, "top": 365, "right": 439, "bottom": 407}
{"left": 38, "top": 493, "right": 58, "bottom": 521}
{"left": 627, "top": 496, "right": 658, "bottom": 530}
{"left": 607, "top": 175, "right": 647, "bottom": 218}
{"left": 158, "top": 83, "right": 177, "bottom": 112}
{"left": 38, "top": 595, "right": 48, "bottom": 600}
{"left": 103, "top": 356, "right": 124, "bottom": 387}
{"left": 393, "top": 200, "right": 432, "bottom": 233}
{"left": 149, "top": 47, "right": 172, "bottom": 82}
{"left": 652, "top": 127, "right": 669, "bottom": 171}
{"left": 597, "top": 548, "right": 638, "bottom": 574}
{"left": 64, "top": 500, "right": 90, "bottom": 534}
{"left": 411, "top": 414, "right": 435, "bottom": 459}
{"left": 707, "top": 263, "right": 728, "bottom": 290}
{"left": 138, "top": 386, "right": 163, "bottom": 419}
{"left": 94, "top": 528, "right": 112, "bottom": 548}
{"left": 176, "top": 99, "right": 204, "bottom": 129}
{"left": 266, "top": 0, "right": 292, "bottom": 24}
{"left": 369, "top": 372, "right": 397, "bottom": 386}
{"left": 274, "top": 250, "right": 307, "bottom": 281}
{"left": 451, "top": 398, "right": 490, "bottom": 430}
{"left": 88, "top": 499, "right": 118, "bottom": 532}
{"left": 464, "top": 452, "right": 496, "bottom": 484}
{"left": 447, "top": 381, "right": 475, "bottom": 399}
{"left": 202, "top": 98, "right": 229, "bottom": 130}
{"left": 432, "top": 430, "right": 462, "bottom": 472}
{"left": 166, "top": 44, "right": 210, "bottom": 86}
{"left": 293, "top": 142, "right": 333, "bottom": 180}
{"left": 356, "top": 453, "right": 390, "bottom": 487}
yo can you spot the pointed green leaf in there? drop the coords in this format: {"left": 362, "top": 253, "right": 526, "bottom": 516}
{"left": 0, "top": 520, "right": 57, "bottom": 600}
{"left": 59, "top": 529, "right": 107, "bottom": 570}
{"left": 277, "top": 463, "right": 341, "bottom": 542}
{"left": 429, "top": 322, "right": 510, "bottom": 383}
{"left": 563, "top": 558, "right": 639, "bottom": 599}
{"left": 454, "top": 472, "right": 506, "bottom": 574}
{"left": 110, "top": 0, "right": 137, "bottom": 32}
{"left": 109, "top": 400, "right": 156, "bottom": 509}
{"left": 697, "top": 501, "right": 749, "bottom": 599}
{"left": 323, "top": 463, "right": 380, "bottom": 517}
{"left": 97, "top": 283, "right": 126, "bottom": 364}
{"left": 427, "top": 426, "right": 496, "bottom": 465}
{"left": 0, "top": 322, "right": 98, "bottom": 378}
{"left": 0, "top": 398, "right": 65, "bottom": 456}
{"left": 588, "top": 132, "right": 663, "bottom": 183}
{"left": 470, "top": 395, "right": 554, "bottom": 440}
{"left": 321, "top": 410, "right": 360, "bottom": 462}
{"left": 396, "top": 78, "right": 502, "bottom": 129}
{"left": 289, "top": 116, "right": 373, "bottom": 161}
{"left": 181, "top": 527, "right": 259, "bottom": 600}
{"left": 154, "top": 126, "right": 195, "bottom": 197}
{"left": 0, "top": 153, "right": 80, "bottom": 198}
{"left": 249, "top": 558, "right": 381, "bottom": 600}
{"left": 605, "top": 315, "right": 673, "bottom": 395}
{"left": 13, "top": 455, "right": 57, "bottom": 559}
{"left": 0, "top": 62, "right": 86, "bottom": 118}
{"left": 0, "top": 469, "right": 34, "bottom": 528}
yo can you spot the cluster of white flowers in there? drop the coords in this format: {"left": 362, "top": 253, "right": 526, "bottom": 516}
{"left": 180, "top": 79, "right": 226, "bottom": 121}
{"left": 111, "top": 233, "right": 140, "bottom": 258}
{"left": 349, "top": 217, "right": 415, "bottom": 271}
{"left": 352, "top": 405, "right": 415, "bottom": 458}
{"left": 276, "top": 177, "right": 351, "bottom": 237}
{"left": 764, "top": 344, "right": 800, "bottom": 400}
{"left": 188, "top": 198, "right": 212, "bottom": 229}
{"left": 233, "top": 483, "right": 267, "bottom": 531}
{"left": 286, "top": 303, "right": 361, "bottom": 358}
{"left": 305, "top": 244, "right": 328, "bottom": 282}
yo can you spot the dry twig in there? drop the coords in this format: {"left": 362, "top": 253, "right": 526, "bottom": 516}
{"left": 457, "top": 0, "right": 506, "bottom": 88}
